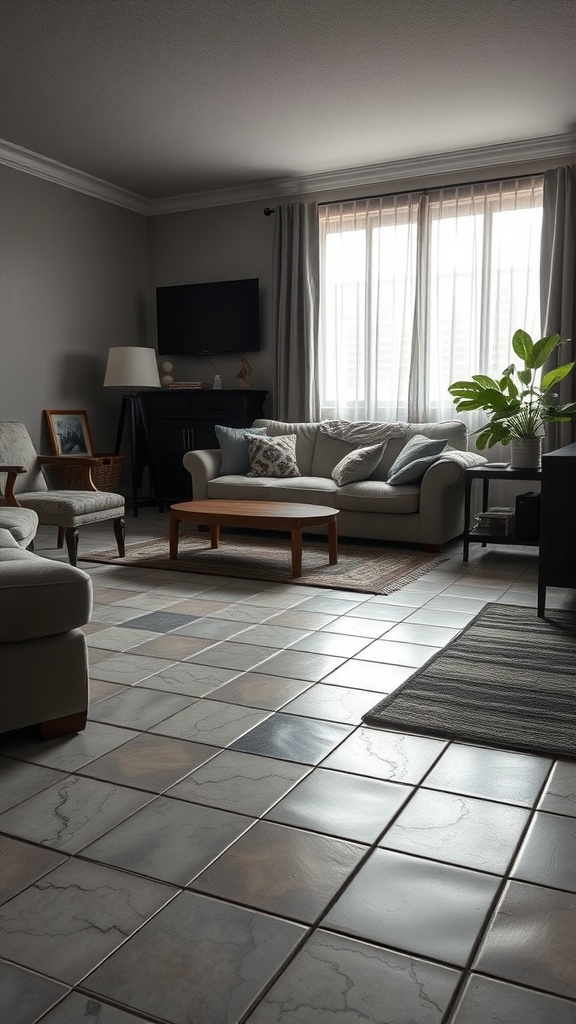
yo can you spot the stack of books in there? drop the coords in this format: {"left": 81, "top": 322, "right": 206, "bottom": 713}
{"left": 474, "top": 506, "right": 515, "bottom": 534}
{"left": 168, "top": 382, "right": 212, "bottom": 390}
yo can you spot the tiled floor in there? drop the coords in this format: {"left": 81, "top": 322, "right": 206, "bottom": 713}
{"left": 1, "top": 510, "right": 576, "bottom": 1024}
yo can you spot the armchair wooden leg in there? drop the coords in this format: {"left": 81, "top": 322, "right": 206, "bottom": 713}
{"left": 65, "top": 527, "right": 79, "bottom": 566}
{"left": 113, "top": 517, "right": 126, "bottom": 557}
{"left": 39, "top": 710, "right": 87, "bottom": 739}
{"left": 57, "top": 526, "right": 65, "bottom": 549}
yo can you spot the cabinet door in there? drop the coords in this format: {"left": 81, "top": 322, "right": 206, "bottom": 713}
{"left": 147, "top": 416, "right": 195, "bottom": 502}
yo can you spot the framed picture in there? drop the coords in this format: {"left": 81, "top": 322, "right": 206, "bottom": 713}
{"left": 44, "top": 410, "right": 95, "bottom": 456}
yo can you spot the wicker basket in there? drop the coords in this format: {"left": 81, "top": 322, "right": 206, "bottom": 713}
{"left": 50, "top": 454, "right": 125, "bottom": 492}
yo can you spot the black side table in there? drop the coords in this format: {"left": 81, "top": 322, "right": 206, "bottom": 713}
{"left": 463, "top": 464, "right": 542, "bottom": 562}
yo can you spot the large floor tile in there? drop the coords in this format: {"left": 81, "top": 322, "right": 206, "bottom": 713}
{"left": 356, "top": 638, "right": 439, "bottom": 667}
{"left": 0, "top": 757, "right": 64, "bottom": 813}
{"left": 381, "top": 788, "right": 529, "bottom": 873}
{"left": 185, "top": 639, "right": 275, "bottom": 671}
{"left": 0, "top": 775, "right": 152, "bottom": 853}
{"left": 233, "top": 623, "right": 312, "bottom": 649}
{"left": 321, "top": 727, "right": 446, "bottom": 782}
{"left": 281, "top": 683, "right": 384, "bottom": 724}
{"left": 0, "top": 722, "right": 138, "bottom": 773}
{"left": 257, "top": 648, "right": 346, "bottom": 681}
{"left": 213, "top": 671, "right": 314, "bottom": 709}
{"left": 265, "top": 767, "right": 411, "bottom": 843}
{"left": 84, "top": 890, "right": 305, "bottom": 1024}
{"left": 168, "top": 749, "right": 309, "bottom": 816}
{"left": 136, "top": 661, "right": 240, "bottom": 697}
{"left": 538, "top": 760, "right": 576, "bottom": 817}
{"left": 151, "top": 699, "right": 272, "bottom": 746}
{"left": 511, "top": 810, "right": 576, "bottom": 891}
{"left": 474, "top": 879, "right": 576, "bottom": 999}
{"left": 37, "top": 992, "right": 148, "bottom": 1022}
{"left": 0, "top": 960, "right": 68, "bottom": 1024}
{"left": 88, "top": 685, "right": 193, "bottom": 729}
{"left": 322, "top": 615, "right": 397, "bottom": 638}
{"left": 424, "top": 743, "right": 552, "bottom": 806}
{"left": 89, "top": 652, "right": 175, "bottom": 685}
{"left": 320, "top": 660, "right": 414, "bottom": 692}
{"left": 322, "top": 848, "right": 500, "bottom": 967}
{"left": 0, "top": 858, "right": 176, "bottom": 985}
{"left": 121, "top": 609, "right": 200, "bottom": 631}
{"left": 451, "top": 973, "right": 576, "bottom": 1024}
{"left": 77, "top": 732, "right": 219, "bottom": 792}
{"left": 290, "top": 630, "right": 372, "bottom": 656}
{"left": 82, "top": 795, "right": 253, "bottom": 885}
{"left": 192, "top": 819, "right": 364, "bottom": 922}
{"left": 0, "top": 835, "right": 66, "bottom": 905}
{"left": 231, "top": 713, "right": 353, "bottom": 764}
{"left": 245, "top": 929, "right": 460, "bottom": 1024}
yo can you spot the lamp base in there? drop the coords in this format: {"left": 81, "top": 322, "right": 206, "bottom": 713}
{"left": 114, "top": 393, "right": 163, "bottom": 517}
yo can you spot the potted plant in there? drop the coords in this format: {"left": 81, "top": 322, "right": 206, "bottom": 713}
{"left": 448, "top": 329, "right": 576, "bottom": 468}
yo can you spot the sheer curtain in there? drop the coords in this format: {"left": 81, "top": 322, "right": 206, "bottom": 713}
{"left": 319, "top": 177, "right": 543, "bottom": 424}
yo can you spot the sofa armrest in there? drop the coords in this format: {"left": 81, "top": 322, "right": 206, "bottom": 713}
{"left": 418, "top": 458, "right": 467, "bottom": 546}
{"left": 182, "top": 449, "right": 222, "bottom": 500}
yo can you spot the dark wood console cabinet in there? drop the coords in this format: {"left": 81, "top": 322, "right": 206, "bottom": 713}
{"left": 139, "top": 389, "right": 268, "bottom": 502}
{"left": 537, "top": 442, "right": 576, "bottom": 616}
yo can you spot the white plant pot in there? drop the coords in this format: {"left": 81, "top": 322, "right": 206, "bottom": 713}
{"left": 510, "top": 436, "right": 543, "bottom": 470}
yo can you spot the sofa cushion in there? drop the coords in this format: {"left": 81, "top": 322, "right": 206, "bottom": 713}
{"left": 252, "top": 420, "right": 320, "bottom": 475}
{"left": 336, "top": 480, "right": 420, "bottom": 514}
{"left": 331, "top": 443, "right": 385, "bottom": 486}
{"left": 386, "top": 435, "right": 448, "bottom": 485}
{"left": 247, "top": 434, "right": 301, "bottom": 478}
{"left": 215, "top": 424, "right": 267, "bottom": 475}
{"left": 0, "top": 546, "right": 92, "bottom": 642}
{"left": 0, "top": 507, "right": 38, "bottom": 547}
{"left": 207, "top": 476, "right": 338, "bottom": 504}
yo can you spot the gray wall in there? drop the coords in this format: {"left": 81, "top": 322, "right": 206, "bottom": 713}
{"left": 0, "top": 164, "right": 148, "bottom": 453}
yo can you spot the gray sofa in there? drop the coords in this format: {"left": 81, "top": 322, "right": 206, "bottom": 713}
{"left": 0, "top": 507, "right": 92, "bottom": 737}
{"left": 183, "top": 418, "right": 486, "bottom": 548}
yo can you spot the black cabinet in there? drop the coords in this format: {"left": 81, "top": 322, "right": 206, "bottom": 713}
{"left": 462, "top": 464, "right": 541, "bottom": 562}
{"left": 537, "top": 442, "right": 576, "bottom": 616}
{"left": 139, "top": 389, "right": 268, "bottom": 501}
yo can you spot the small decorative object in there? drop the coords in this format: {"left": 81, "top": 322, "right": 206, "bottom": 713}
{"left": 213, "top": 374, "right": 222, "bottom": 390}
{"left": 160, "top": 359, "right": 174, "bottom": 388}
{"left": 448, "top": 329, "right": 576, "bottom": 470}
{"left": 236, "top": 355, "right": 253, "bottom": 389}
{"left": 45, "top": 410, "right": 94, "bottom": 456}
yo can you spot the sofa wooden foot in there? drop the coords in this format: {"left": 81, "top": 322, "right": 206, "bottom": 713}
{"left": 422, "top": 544, "right": 441, "bottom": 553}
{"left": 39, "top": 710, "right": 87, "bottom": 739}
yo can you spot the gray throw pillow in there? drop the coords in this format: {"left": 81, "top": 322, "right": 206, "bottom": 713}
{"left": 215, "top": 424, "right": 267, "bottom": 475}
{"left": 386, "top": 434, "right": 448, "bottom": 485}
{"left": 247, "top": 433, "right": 301, "bottom": 478}
{"left": 331, "top": 443, "right": 385, "bottom": 486}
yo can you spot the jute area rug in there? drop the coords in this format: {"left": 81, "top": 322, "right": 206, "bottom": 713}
{"left": 80, "top": 532, "right": 447, "bottom": 596}
{"left": 363, "top": 602, "right": 576, "bottom": 759}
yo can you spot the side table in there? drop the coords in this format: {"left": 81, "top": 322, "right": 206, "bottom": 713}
{"left": 463, "top": 464, "right": 542, "bottom": 562}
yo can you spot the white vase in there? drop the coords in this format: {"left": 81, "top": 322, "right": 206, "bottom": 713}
{"left": 510, "top": 436, "right": 543, "bottom": 470}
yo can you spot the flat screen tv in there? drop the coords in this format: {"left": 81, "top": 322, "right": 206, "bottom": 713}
{"left": 156, "top": 277, "right": 260, "bottom": 356}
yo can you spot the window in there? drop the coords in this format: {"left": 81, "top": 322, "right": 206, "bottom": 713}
{"left": 319, "top": 177, "right": 543, "bottom": 422}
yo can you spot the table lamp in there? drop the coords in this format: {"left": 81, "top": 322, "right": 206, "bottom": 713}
{"left": 103, "top": 346, "right": 163, "bottom": 516}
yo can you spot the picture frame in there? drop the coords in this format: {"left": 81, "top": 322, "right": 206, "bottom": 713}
{"left": 44, "top": 410, "right": 95, "bottom": 456}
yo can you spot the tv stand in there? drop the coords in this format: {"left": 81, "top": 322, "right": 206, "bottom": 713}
{"left": 138, "top": 388, "right": 268, "bottom": 502}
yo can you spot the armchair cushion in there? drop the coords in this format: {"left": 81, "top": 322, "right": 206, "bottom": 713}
{"left": 15, "top": 489, "right": 124, "bottom": 527}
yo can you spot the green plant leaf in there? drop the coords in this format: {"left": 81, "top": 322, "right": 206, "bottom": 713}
{"left": 512, "top": 329, "right": 533, "bottom": 363}
{"left": 531, "top": 334, "right": 561, "bottom": 368}
{"left": 453, "top": 399, "right": 484, "bottom": 411}
{"left": 500, "top": 377, "right": 519, "bottom": 399}
{"left": 471, "top": 374, "right": 500, "bottom": 389}
{"left": 501, "top": 364, "right": 515, "bottom": 377}
{"left": 517, "top": 369, "right": 532, "bottom": 385}
{"left": 541, "top": 362, "right": 575, "bottom": 390}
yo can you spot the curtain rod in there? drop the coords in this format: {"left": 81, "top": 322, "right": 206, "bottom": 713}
{"left": 262, "top": 171, "right": 544, "bottom": 214}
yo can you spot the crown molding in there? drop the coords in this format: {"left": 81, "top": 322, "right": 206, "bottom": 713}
{"left": 0, "top": 138, "right": 148, "bottom": 213}
{"left": 1, "top": 131, "right": 575, "bottom": 217}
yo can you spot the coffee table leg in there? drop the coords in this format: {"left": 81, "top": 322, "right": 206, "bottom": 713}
{"left": 290, "top": 528, "right": 303, "bottom": 578}
{"left": 169, "top": 515, "right": 180, "bottom": 560}
{"left": 210, "top": 524, "right": 220, "bottom": 549}
{"left": 328, "top": 518, "right": 338, "bottom": 565}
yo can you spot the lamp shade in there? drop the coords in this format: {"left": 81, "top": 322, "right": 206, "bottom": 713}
{"left": 103, "top": 347, "right": 161, "bottom": 389}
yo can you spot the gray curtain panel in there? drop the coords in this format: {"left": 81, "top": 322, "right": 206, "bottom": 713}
{"left": 540, "top": 164, "right": 576, "bottom": 449}
{"left": 272, "top": 203, "right": 320, "bottom": 421}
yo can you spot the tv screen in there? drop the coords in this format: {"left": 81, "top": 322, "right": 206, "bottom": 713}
{"left": 156, "top": 278, "right": 260, "bottom": 356}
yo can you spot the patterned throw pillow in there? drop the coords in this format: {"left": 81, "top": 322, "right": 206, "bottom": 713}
{"left": 215, "top": 424, "right": 267, "bottom": 475}
{"left": 386, "top": 434, "right": 448, "bottom": 485}
{"left": 247, "top": 434, "right": 301, "bottom": 478}
{"left": 331, "top": 443, "right": 386, "bottom": 486}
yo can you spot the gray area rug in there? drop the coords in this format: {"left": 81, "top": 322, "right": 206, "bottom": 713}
{"left": 80, "top": 532, "right": 446, "bottom": 596}
{"left": 363, "top": 603, "right": 576, "bottom": 759}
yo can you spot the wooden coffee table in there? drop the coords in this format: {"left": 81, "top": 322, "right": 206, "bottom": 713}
{"left": 169, "top": 499, "right": 339, "bottom": 578}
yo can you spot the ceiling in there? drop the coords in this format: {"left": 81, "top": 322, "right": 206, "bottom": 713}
{"left": 1, "top": 0, "right": 575, "bottom": 202}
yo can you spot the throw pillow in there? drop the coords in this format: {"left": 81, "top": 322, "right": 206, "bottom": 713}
{"left": 215, "top": 424, "right": 267, "bottom": 475}
{"left": 386, "top": 434, "right": 448, "bottom": 485}
{"left": 331, "top": 443, "right": 386, "bottom": 486}
{"left": 247, "top": 433, "right": 301, "bottom": 478}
